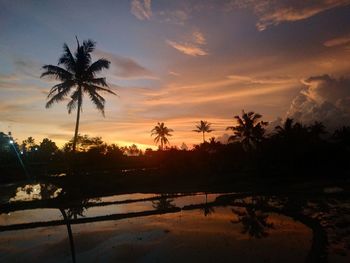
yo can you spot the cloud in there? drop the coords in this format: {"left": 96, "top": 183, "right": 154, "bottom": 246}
{"left": 131, "top": 0, "right": 152, "bottom": 20}
{"left": 169, "top": 71, "right": 180, "bottom": 77}
{"left": 166, "top": 29, "right": 208, "bottom": 56}
{"left": 287, "top": 74, "right": 350, "bottom": 128}
{"left": 94, "top": 50, "right": 154, "bottom": 79}
{"left": 158, "top": 9, "right": 189, "bottom": 25}
{"left": 166, "top": 40, "right": 208, "bottom": 56}
{"left": 229, "top": 0, "right": 350, "bottom": 31}
{"left": 324, "top": 34, "right": 350, "bottom": 47}
{"left": 144, "top": 74, "right": 296, "bottom": 106}
{"left": 192, "top": 30, "right": 206, "bottom": 45}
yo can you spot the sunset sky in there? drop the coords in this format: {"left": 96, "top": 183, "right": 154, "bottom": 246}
{"left": 1, "top": 0, "right": 350, "bottom": 149}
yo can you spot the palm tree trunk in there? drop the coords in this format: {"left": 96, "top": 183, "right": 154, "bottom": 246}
{"left": 160, "top": 140, "right": 163, "bottom": 151}
{"left": 72, "top": 90, "right": 82, "bottom": 152}
{"left": 203, "top": 132, "right": 205, "bottom": 143}
{"left": 59, "top": 208, "right": 76, "bottom": 263}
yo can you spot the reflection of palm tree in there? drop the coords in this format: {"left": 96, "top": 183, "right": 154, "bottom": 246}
{"left": 202, "top": 193, "right": 215, "bottom": 216}
{"left": 59, "top": 198, "right": 90, "bottom": 263}
{"left": 231, "top": 207, "right": 273, "bottom": 238}
{"left": 66, "top": 198, "right": 90, "bottom": 220}
{"left": 59, "top": 208, "right": 76, "bottom": 263}
{"left": 193, "top": 120, "right": 214, "bottom": 143}
{"left": 151, "top": 122, "right": 173, "bottom": 150}
{"left": 226, "top": 110, "right": 267, "bottom": 151}
{"left": 41, "top": 38, "right": 115, "bottom": 152}
{"left": 152, "top": 194, "right": 175, "bottom": 210}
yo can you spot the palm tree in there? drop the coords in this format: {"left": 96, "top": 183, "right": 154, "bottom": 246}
{"left": 151, "top": 122, "right": 173, "bottom": 150}
{"left": 275, "top": 118, "right": 295, "bottom": 137}
{"left": 274, "top": 118, "right": 309, "bottom": 143}
{"left": 309, "top": 121, "right": 326, "bottom": 140}
{"left": 226, "top": 110, "right": 267, "bottom": 151}
{"left": 193, "top": 120, "right": 214, "bottom": 143}
{"left": 41, "top": 38, "right": 116, "bottom": 152}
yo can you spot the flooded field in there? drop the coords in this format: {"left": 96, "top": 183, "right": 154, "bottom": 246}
{"left": 1, "top": 184, "right": 350, "bottom": 263}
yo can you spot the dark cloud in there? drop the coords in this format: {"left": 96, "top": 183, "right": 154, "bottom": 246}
{"left": 287, "top": 74, "right": 350, "bottom": 129}
{"left": 94, "top": 50, "right": 155, "bottom": 79}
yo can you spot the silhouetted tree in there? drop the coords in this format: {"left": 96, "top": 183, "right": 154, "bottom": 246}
{"left": 333, "top": 126, "right": 350, "bottom": 147}
{"left": 39, "top": 138, "right": 58, "bottom": 155}
{"left": 151, "top": 122, "right": 173, "bottom": 150}
{"left": 41, "top": 38, "right": 115, "bottom": 152}
{"left": 22, "top": 136, "right": 38, "bottom": 152}
{"left": 226, "top": 110, "right": 267, "bottom": 151}
{"left": 309, "top": 121, "right": 326, "bottom": 140}
{"left": 274, "top": 118, "right": 309, "bottom": 143}
{"left": 193, "top": 120, "right": 213, "bottom": 143}
{"left": 63, "top": 134, "right": 104, "bottom": 152}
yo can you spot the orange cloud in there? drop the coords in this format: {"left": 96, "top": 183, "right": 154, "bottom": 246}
{"left": 324, "top": 34, "right": 350, "bottom": 47}
{"left": 230, "top": 0, "right": 350, "bottom": 31}
{"left": 193, "top": 30, "right": 206, "bottom": 45}
{"left": 131, "top": 0, "right": 152, "bottom": 20}
{"left": 166, "top": 40, "right": 208, "bottom": 56}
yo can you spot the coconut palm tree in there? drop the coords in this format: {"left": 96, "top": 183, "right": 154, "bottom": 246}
{"left": 41, "top": 38, "right": 115, "bottom": 152}
{"left": 226, "top": 110, "right": 267, "bottom": 151}
{"left": 151, "top": 122, "right": 173, "bottom": 150}
{"left": 274, "top": 118, "right": 309, "bottom": 143}
{"left": 193, "top": 120, "right": 214, "bottom": 143}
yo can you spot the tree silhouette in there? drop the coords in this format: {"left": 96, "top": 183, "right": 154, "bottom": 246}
{"left": 152, "top": 194, "right": 175, "bottom": 210}
{"left": 226, "top": 110, "right": 267, "bottom": 151}
{"left": 309, "top": 121, "right": 326, "bottom": 141}
{"left": 151, "top": 122, "right": 173, "bottom": 150}
{"left": 39, "top": 138, "right": 58, "bottom": 155}
{"left": 22, "top": 136, "right": 37, "bottom": 152}
{"left": 274, "top": 118, "right": 310, "bottom": 143}
{"left": 41, "top": 38, "right": 116, "bottom": 152}
{"left": 193, "top": 120, "right": 214, "bottom": 143}
{"left": 275, "top": 118, "right": 295, "bottom": 137}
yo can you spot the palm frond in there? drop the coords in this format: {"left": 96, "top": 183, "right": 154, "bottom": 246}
{"left": 46, "top": 88, "right": 71, "bottom": 108}
{"left": 58, "top": 43, "right": 76, "bottom": 71}
{"left": 41, "top": 65, "right": 73, "bottom": 80}
{"left": 87, "top": 89, "right": 105, "bottom": 116}
{"left": 87, "top": 59, "right": 110, "bottom": 76}
{"left": 84, "top": 83, "right": 116, "bottom": 95}
{"left": 47, "top": 80, "right": 75, "bottom": 98}
{"left": 67, "top": 99, "right": 77, "bottom": 114}
{"left": 83, "top": 39, "right": 96, "bottom": 53}
{"left": 67, "top": 89, "right": 81, "bottom": 114}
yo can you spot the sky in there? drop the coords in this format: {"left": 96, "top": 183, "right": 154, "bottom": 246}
{"left": 0, "top": 0, "right": 350, "bottom": 149}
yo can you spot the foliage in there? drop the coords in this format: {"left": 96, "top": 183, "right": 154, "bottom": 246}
{"left": 151, "top": 122, "right": 173, "bottom": 150}
{"left": 193, "top": 120, "right": 214, "bottom": 142}
{"left": 41, "top": 38, "right": 115, "bottom": 152}
{"left": 226, "top": 111, "right": 268, "bottom": 151}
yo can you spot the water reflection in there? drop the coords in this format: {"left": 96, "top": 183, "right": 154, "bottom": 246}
{"left": 9, "top": 183, "right": 62, "bottom": 202}
{"left": 231, "top": 207, "right": 273, "bottom": 238}
{"left": 1, "top": 192, "right": 350, "bottom": 262}
{"left": 152, "top": 194, "right": 175, "bottom": 210}
{"left": 202, "top": 193, "right": 215, "bottom": 216}
{"left": 65, "top": 199, "right": 90, "bottom": 220}
{"left": 0, "top": 203, "right": 312, "bottom": 263}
